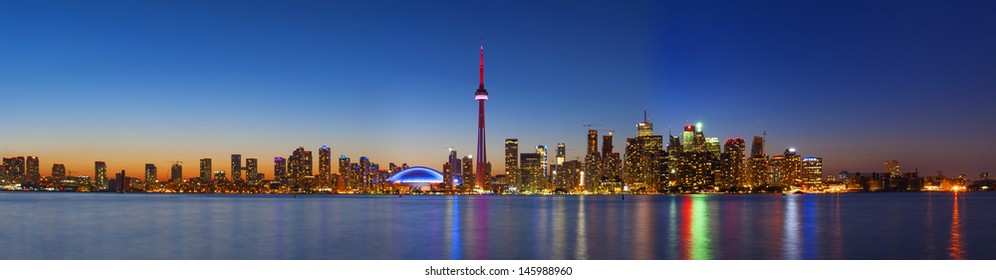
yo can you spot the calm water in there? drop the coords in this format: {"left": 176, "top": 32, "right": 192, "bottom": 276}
{"left": 1, "top": 192, "right": 994, "bottom": 259}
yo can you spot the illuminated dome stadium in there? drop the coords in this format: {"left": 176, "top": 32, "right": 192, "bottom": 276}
{"left": 386, "top": 166, "right": 444, "bottom": 185}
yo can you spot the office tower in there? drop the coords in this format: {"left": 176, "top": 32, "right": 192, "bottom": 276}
{"left": 52, "top": 163, "right": 66, "bottom": 181}
{"left": 338, "top": 155, "right": 350, "bottom": 189}
{"left": 536, "top": 145, "right": 548, "bottom": 179}
{"left": 462, "top": 155, "right": 474, "bottom": 190}
{"left": 637, "top": 109, "right": 653, "bottom": 137}
{"left": 170, "top": 163, "right": 182, "bottom": 183}
{"left": 200, "top": 158, "right": 212, "bottom": 182}
{"left": 776, "top": 148, "right": 802, "bottom": 187}
{"left": 720, "top": 138, "right": 747, "bottom": 189}
{"left": 230, "top": 154, "right": 242, "bottom": 182}
{"left": 348, "top": 163, "right": 362, "bottom": 192}
{"left": 474, "top": 41, "right": 490, "bottom": 191}
{"left": 213, "top": 170, "right": 226, "bottom": 182}
{"left": 682, "top": 124, "right": 696, "bottom": 150}
{"left": 274, "top": 157, "right": 287, "bottom": 185}
{"left": 95, "top": 161, "right": 108, "bottom": 189}
{"left": 624, "top": 111, "right": 665, "bottom": 192}
{"left": 26, "top": 156, "right": 40, "bottom": 184}
{"left": 885, "top": 160, "right": 900, "bottom": 178}
{"left": 145, "top": 164, "right": 157, "bottom": 183}
{"left": 246, "top": 158, "right": 258, "bottom": 185}
{"left": 802, "top": 157, "right": 823, "bottom": 188}
{"left": 556, "top": 143, "right": 566, "bottom": 165}
{"left": 520, "top": 153, "right": 542, "bottom": 192}
{"left": 319, "top": 146, "right": 332, "bottom": 186}
{"left": 504, "top": 138, "right": 519, "bottom": 187}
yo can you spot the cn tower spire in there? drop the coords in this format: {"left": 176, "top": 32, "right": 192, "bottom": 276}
{"left": 479, "top": 37, "right": 485, "bottom": 89}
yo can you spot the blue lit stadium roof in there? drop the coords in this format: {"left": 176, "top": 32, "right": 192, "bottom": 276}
{"left": 386, "top": 166, "right": 444, "bottom": 184}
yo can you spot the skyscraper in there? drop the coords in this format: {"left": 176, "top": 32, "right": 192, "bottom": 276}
{"left": 274, "top": 157, "right": 286, "bottom": 185}
{"left": 246, "top": 158, "right": 259, "bottom": 185}
{"left": 231, "top": 154, "right": 242, "bottom": 182}
{"left": 462, "top": 155, "right": 474, "bottom": 191}
{"left": 95, "top": 161, "right": 108, "bottom": 189}
{"left": 747, "top": 135, "right": 770, "bottom": 188}
{"left": 584, "top": 130, "right": 601, "bottom": 191}
{"left": 750, "top": 135, "right": 765, "bottom": 158}
{"left": 556, "top": 143, "right": 566, "bottom": 165}
{"left": 200, "top": 158, "right": 212, "bottom": 183}
{"left": 682, "top": 124, "right": 696, "bottom": 151}
{"left": 587, "top": 129, "right": 599, "bottom": 155}
{"left": 338, "top": 155, "right": 350, "bottom": 189}
{"left": 602, "top": 132, "right": 614, "bottom": 157}
{"left": 170, "top": 162, "right": 182, "bottom": 183}
{"left": 720, "top": 138, "right": 747, "bottom": 190}
{"left": 26, "top": 156, "right": 40, "bottom": 184}
{"left": 624, "top": 112, "right": 665, "bottom": 192}
{"left": 474, "top": 40, "right": 489, "bottom": 190}
{"left": 319, "top": 146, "right": 332, "bottom": 186}
{"left": 448, "top": 150, "right": 461, "bottom": 189}
{"left": 536, "top": 145, "right": 548, "bottom": 180}
{"left": 145, "top": 163, "right": 157, "bottom": 183}
{"left": 776, "top": 148, "right": 802, "bottom": 187}
{"left": 504, "top": 139, "right": 519, "bottom": 187}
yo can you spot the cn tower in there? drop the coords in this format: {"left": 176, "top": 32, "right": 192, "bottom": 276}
{"left": 474, "top": 39, "right": 488, "bottom": 190}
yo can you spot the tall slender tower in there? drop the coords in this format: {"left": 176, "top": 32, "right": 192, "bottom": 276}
{"left": 474, "top": 39, "right": 489, "bottom": 189}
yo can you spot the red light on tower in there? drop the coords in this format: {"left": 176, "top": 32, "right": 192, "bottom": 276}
{"left": 684, "top": 124, "right": 695, "bottom": 132}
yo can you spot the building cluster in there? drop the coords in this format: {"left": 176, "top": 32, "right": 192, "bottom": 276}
{"left": 493, "top": 111, "right": 828, "bottom": 194}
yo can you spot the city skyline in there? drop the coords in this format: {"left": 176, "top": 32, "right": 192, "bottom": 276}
{"left": 2, "top": 0, "right": 995, "bottom": 179}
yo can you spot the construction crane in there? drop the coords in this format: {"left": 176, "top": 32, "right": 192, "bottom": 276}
{"left": 582, "top": 124, "right": 603, "bottom": 128}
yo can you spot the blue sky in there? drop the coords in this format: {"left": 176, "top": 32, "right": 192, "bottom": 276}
{"left": 1, "top": 0, "right": 994, "bottom": 179}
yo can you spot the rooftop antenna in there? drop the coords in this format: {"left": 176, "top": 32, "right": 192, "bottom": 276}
{"left": 643, "top": 108, "right": 648, "bottom": 122}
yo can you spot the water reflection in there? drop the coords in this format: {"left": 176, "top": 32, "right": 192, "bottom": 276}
{"left": 2, "top": 192, "right": 994, "bottom": 260}
{"left": 446, "top": 196, "right": 460, "bottom": 259}
{"left": 575, "top": 196, "right": 588, "bottom": 259}
{"left": 948, "top": 194, "right": 964, "bottom": 259}
{"left": 679, "top": 195, "right": 713, "bottom": 259}
{"left": 783, "top": 195, "right": 800, "bottom": 259}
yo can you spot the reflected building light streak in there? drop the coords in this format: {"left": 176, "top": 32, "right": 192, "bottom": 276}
{"left": 633, "top": 198, "right": 653, "bottom": 259}
{"left": 690, "top": 195, "right": 712, "bottom": 260}
{"left": 948, "top": 194, "right": 964, "bottom": 259}
{"left": 783, "top": 196, "right": 801, "bottom": 260}
{"left": 668, "top": 196, "right": 678, "bottom": 259}
{"left": 553, "top": 197, "right": 566, "bottom": 259}
{"left": 575, "top": 196, "right": 588, "bottom": 260}
{"left": 446, "top": 196, "right": 461, "bottom": 259}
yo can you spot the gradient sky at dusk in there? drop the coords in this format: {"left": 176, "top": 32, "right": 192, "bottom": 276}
{"left": 2, "top": 0, "right": 994, "bottom": 180}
